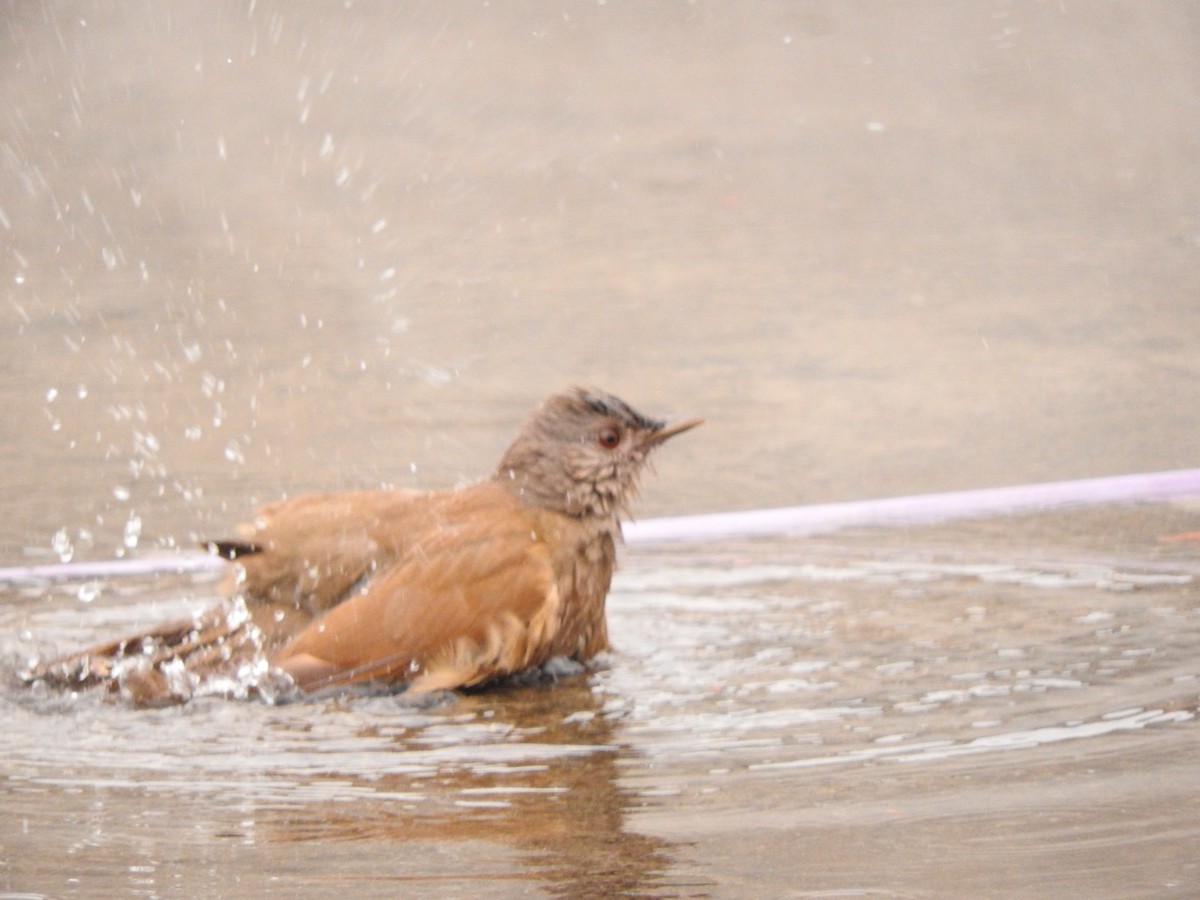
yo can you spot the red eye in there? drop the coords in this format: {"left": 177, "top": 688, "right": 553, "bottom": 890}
{"left": 597, "top": 426, "right": 621, "bottom": 449}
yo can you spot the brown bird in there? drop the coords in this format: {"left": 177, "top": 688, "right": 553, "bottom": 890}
{"left": 26, "top": 388, "right": 701, "bottom": 705}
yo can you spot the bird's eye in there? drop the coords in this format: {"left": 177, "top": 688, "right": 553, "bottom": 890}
{"left": 597, "top": 426, "right": 622, "bottom": 449}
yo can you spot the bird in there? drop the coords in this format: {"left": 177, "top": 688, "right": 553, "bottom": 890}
{"left": 24, "top": 387, "right": 702, "bottom": 706}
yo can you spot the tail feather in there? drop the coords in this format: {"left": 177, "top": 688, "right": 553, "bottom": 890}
{"left": 23, "top": 615, "right": 199, "bottom": 687}
{"left": 22, "top": 604, "right": 268, "bottom": 706}
{"left": 202, "top": 540, "right": 263, "bottom": 560}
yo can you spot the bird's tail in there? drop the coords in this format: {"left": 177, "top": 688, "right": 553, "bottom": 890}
{"left": 21, "top": 599, "right": 280, "bottom": 707}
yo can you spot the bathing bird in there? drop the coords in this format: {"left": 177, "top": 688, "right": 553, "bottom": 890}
{"left": 25, "top": 387, "right": 701, "bottom": 705}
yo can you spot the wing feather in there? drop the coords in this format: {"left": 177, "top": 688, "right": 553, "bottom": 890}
{"left": 212, "top": 489, "right": 430, "bottom": 614}
{"left": 270, "top": 511, "right": 562, "bottom": 693}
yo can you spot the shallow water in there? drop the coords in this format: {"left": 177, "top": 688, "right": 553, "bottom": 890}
{"left": 4, "top": 504, "right": 1199, "bottom": 897}
{"left": 3, "top": 1, "right": 1200, "bottom": 896}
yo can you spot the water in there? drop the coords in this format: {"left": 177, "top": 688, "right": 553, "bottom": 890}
{"left": 3, "top": 2, "right": 1200, "bottom": 897}
{"left": 4, "top": 505, "right": 1199, "bottom": 896}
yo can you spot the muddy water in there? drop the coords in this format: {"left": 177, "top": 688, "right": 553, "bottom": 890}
{"left": 3, "top": 2, "right": 1200, "bottom": 898}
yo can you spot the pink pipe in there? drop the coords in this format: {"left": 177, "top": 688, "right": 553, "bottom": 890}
{"left": 3, "top": 468, "right": 1199, "bottom": 583}
{"left": 0, "top": 553, "right": 224, "bottom": 584}
{"left": 624, "top": 467, "right": 1200, "bottom": 543}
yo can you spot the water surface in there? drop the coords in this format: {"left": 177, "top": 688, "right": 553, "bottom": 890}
{"left": 4, "top": 504, "right": 1198, "bottom": 896}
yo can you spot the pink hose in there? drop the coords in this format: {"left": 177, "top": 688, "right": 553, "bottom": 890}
{"left": 625, "top": 467, "right": 1200, "bottom": 542}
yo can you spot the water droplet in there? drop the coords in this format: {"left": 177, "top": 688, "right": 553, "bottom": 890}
{"left": 52, "top": 528, "right": 74, "bottom": 562}
{"left": 124, "top": 514, "right": 142, "bottom": 549}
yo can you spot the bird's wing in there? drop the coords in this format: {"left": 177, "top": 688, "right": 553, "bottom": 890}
{"left": 29, "top": 490, "right": 437, "bottom": 702}
{"left": 211, "top": 489, "right": 427, "bottom": 614}
{"left": 269, "top": 512, "right": 563, "bottom": 694}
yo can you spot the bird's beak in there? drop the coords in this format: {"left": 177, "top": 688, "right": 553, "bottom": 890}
{"left": 645, "top": 416, "right": 704, "bottom": 447}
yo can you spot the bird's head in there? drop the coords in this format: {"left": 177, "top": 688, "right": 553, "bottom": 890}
{"left": 496, "top": 387, "right": 702, "bottom": 519}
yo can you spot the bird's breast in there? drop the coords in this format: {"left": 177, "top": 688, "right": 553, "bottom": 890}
{"left": 537, "top": 515, "right": 617, "bottom": 661}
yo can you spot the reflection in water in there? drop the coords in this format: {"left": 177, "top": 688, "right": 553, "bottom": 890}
{"left": 249, "top": 685, "right": 681, "bottom": 898}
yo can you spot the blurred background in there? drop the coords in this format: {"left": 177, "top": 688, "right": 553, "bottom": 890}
{"left": 2, "top": 1, "right": 1198, "bottom": 561}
